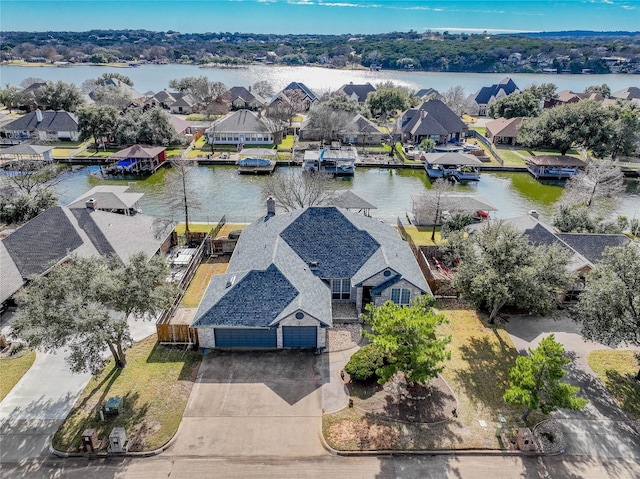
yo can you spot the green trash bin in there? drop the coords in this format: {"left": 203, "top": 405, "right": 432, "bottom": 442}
{"left": 105, "top": 397, "right": 123, "bottom": 416}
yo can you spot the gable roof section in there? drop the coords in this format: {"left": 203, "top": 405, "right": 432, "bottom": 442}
{"left": 280, "top": 207, "right": 380, "bottom": 279}
{"left": 400, "top": 100, "right": 466, "bottom": 136}
{"left": 556, "top": 233, "right": 629, "bottom": 264}
{"left": 338, "top": 83, "right": 375, "bottom": 103}
{"left": 0, "top": 241, "right": 25, "bottom": 303}
{"left": 474, "top": 77, "right": 519, "bottom": 105}
{"left": 612, "top": 86, "right": 640, "bottom": 100}
{"left": 210, "top": 109, "right": 270, "bottom": 133}
{"left": 110, "top": 144, "right": 166, "bottom": 159}
{"left": 192, "top": 264, "right": 298, "bottom": 328}
{"left": 486, "top": 117, "right": 524, "bottom": 138}
{"left": 331, "top": 190, "right": 377, "bottom": 211}
{"left": 67, "top": 185, "right": 143, "bottom": 210}
{"left": 283, "top": 82, "right": 318, "bottom": 101}
{"left": 2, "top": 111, "right": 78, "bottom": 132}
{"left": 3, "top": 206, "right": 84, "bottom": 277}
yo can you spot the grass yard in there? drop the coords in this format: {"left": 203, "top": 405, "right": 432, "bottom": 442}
{"left": 181, "top": 259, "right": 229, "bottom": 307}
{"left": 0, "top": 350, "right": 36, "bottom": 402}
{"left": 278, "top": 135, "right": 295, "bottom": 150}
{"left": 470, "top": 126, "right": 486, "bottom": 136}
{"left": 462, "top": 114, "right": 477, "bottom": 124}
{"left": 53, "top": 336, "right": 202, "bottom": 453}
{"left": 53, "top": 148, "right": 77, "bottom": 158}
{"left": 323, "top": 300, "right": 529, "bottom": 451}
{"left": 588, "top": 350, "right": 640, "bottom": 421}
{"left": 496, "top": 148, "right": 527, "bottom": 166}
{"left": 400, "top": 224, "right": 443, "bottom": 246}
{"left": 174, "top": 222, "right": 248, "bottom": 236}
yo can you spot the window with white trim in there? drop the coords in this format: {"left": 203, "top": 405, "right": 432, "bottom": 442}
{"left": 391, "top": 288, "right": 411, "bottom": 305}
{"left": 331, "top": 278, "right": 351, "bottom": 300}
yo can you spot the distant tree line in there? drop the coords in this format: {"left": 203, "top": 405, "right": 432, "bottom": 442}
{"left": 2, "top": 29, "right": 639, "bottom": 73}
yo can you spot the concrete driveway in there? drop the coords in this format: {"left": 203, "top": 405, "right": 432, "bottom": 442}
{"left": 504, "top": 315, "right": 640, "bottom": 459}
{"left": 166, "top": 350, "right": 329, "bottom": 457}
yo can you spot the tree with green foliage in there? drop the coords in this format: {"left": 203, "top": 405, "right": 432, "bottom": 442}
{"left": 169, "top": 76, "right": 230, "bottom": 115}
{"left": 362, "top": 295, "right": 450, "bottom": 386}
{"left": 365, "top": 87, "right": 414, "bottom": 119}
{"left": 344, "top": 344, "right": 386, "bottom": 382}
{"left": 77, "top": 105, "right": 120, "bottom": 151}
{"left": 95, "top": 72, "right": 134, "bottom": 87}
{"left": 585, "top": 83, "right": 611, "bottom": 98}
{"left": 11, "top": 253, "right": 178, "bottom": 373}
{"left": 441, "top": 212, "right": 476, "bottom": 238}
{"left": 91, "top": 84, "right": 134, "bottom": 110}
{"left": 518, "top": 100, "right": 612, "bottom": 156}
{"left": 324, "top": 93, "right": 362, "bottom": 113}
{"left": 489, "top": 91, "right": 540, "bottom": 119}
{"left": 605, "top": 102, "right": 640, "bottom": 160}
{"left": 36, "top": 80, "right": 85, "bottom": 111}
{"left": 524, "top": 83, "right": 557, "bottom": 104}
{"left": 504, "top": 334, "right": 587, "bottom": 421}
{"left": 419, "top": 138, "right": 435, "bottom": 151}
{"left": 137, "top": 108, "right": 181, "bottom": 145}
{"left": 452, "top": 221, "right": 572, "bottom": 323}
{"left": 572, "top": 245, "right": 640, "bottom": 379}
{"left": 0, "top": 83, "right": 20, "bottom": 112}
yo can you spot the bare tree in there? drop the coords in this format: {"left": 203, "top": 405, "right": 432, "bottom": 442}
{"left": 560, "top": 159, "right": 625, "bottom": 210}
{"left": 163, "top": 158, "right": 203, "bottom": 235}
{"left": 261, "top": 170, "right": 335, "bottom": 212}
{"left": 252, "top": 80, "right": 274, "bottom": 99}
{"left": 305, "top": 105, "right": 355, "bottom": 145}
{"left": 441, "top": 86, "right": 477, "bottom": 116}
{"left": 20, "top": 77, "right": 45, "bottom": 88}
{"left": 412, "top": 179, "right": 456, "bottom": 240}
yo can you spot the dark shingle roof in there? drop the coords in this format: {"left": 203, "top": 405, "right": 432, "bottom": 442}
{"left": 400, "top": 100, "right": 466, "bottom": 137}
{"left": 280, "top": 207, "right": 380, "bottom": 279}
{"left": 209, "top": 109, "right": 270, "bottom": 133}
{"left": 338, "top": 83, "right": 376, "bottom": 103}
{"left": 192, "top": 264, "right": 298, "bottom": 328}
{"left": 474, "top": 77, "right": 519, "bottom": 105}
{"left": 556, "top": 234, "right": 629, "bottom": 264}
{"left": 3, "top": 206, "right": 83, "bottom": 277}
{"left": 283, "top": 82, "right": 318, "bottom": 101}
{"left": 2, "top": 111, "right": 78, "bottom": 133}
{"left": 71, "top": 209, "right": 116, "bottom": 257}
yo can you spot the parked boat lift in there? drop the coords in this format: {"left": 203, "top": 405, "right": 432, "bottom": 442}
{"left": 237, "top": 148, "right": 276, "bottom": 174}
{"left": 422, "top": 152, "right": 483, "bottom": 182}
{"left": 524, "top": 155, "right": 587, "bottom": 180}
{"left": 303, "top": 146, "right": 357, "bottom": 176}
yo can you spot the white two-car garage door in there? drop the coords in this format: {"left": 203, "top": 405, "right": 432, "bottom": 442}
{"left": 214, "top": 328, "right": 277, "bottom": 348}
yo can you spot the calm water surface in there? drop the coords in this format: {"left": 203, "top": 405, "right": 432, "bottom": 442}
{"left": 1, "top": 64, "right": 636, "bottom": 97}
{"left": 55, "top": 166, "right": 639, "bottom": 224}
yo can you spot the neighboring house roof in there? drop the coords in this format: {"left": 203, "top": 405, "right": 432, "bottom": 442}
{"left": 229, "top": 86, "right": 266, "bottom": 105}
{"left": 208, "top": 109, "right": 270, "bottom": 134}
{"left": 0, "top": 204, "right": 174, "bottom": 303}
{"left": 349, "top": 113, "right": 383, "bottom": 134}
{"left": 282, "top": 82, "right": 318, "bottom": 101}
{"left": 467, "top": 214, "right": 630, "bottom": 272}
{"left": 109, "top": 144, "right": 166, "bottom": 159}
{"left": 556, "top": 233, "right": 629, "bottom": 264}
{"left": 67, "top": 185, "right": 143, "bottom": 211}
{"left": 331, "top": 190, "right": 377, "bottom": 211}
{"left": 337, "top": 83, "right": 376, "bottom": 103}
{"left": 91, "top": 78, "right": 143, "bottom": 100}
{"left": 474, "top": 77, "right": 519, "bottom": 105}
{"left": 486, "top": 117, "right": 524, "bottom": 138}
{"left": 611, "top": 86, "right": 640, "bottom": 101}
{"left": 171, "top": 94, "right": 197, "bottom": 108}
{"left": 192, "top": 206, "right": 430, "bottom": 329}
{"left": 399, "top": 100, "right": 467, "bottom": 137}
{"left": 0, "top": 144, "right": 54, "bottom": 156}
{"left": 554, "top": 90, "right": 582, "bottom": 103}
{"left": 1, "top": 111, "right": 78, "bottom": 132}
{"left": 416, "top": 88, "right": 440, "bottom": 99}
{"left": 525, "top": 155, "right": 587, "bottom": 168}
{"left": 412, "top": 193, "right": 497, "bottom": 213}
{"left": 167, "top": 115, "right": 190, "bottom": 134}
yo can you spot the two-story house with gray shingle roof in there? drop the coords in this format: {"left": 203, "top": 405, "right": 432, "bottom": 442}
{"left": 191, "top": 205, "right": 430, "bottom": 350}
{"left": 336, "top": 83, "right": 376, "bottom": 104}
{"left": 205, "top": 109, "right": 274, "bottom": 146}
{"left": 472, "top": 77, "right": 520, "bottom": 116}
{"left": 229, "top": 86, "right": 266, "bottom": 110}
{"left": 1, "top": 110, "right": 79, "bottom": 141}
{"left": 397, "top": 99, "right": 468, "bottom": 145}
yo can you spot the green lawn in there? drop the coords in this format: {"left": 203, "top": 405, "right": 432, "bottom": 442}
{"left": 181, "top": 260, "right": 229, "bottom": 307}
{"left": 278, "top": 135, "right": 295, "bottom": 150}
{"left": 53, "top": 336, "right": 202, "bottom": 453}
{"left": 174, "top": 222, "right": 248, "bottom": 236}
{"left": 496, "top": 149, "right": 527, "bottom": 166}
{"left": 0, "top": 350, "right": 36, "bottom": 402}
{"left": 401, "top": 224, "right": 443, "bottom": 246}
{"left": 323, "top": 300, "right": 529, "bottom": 451}
{"left": 470, "top": 126, "right": 486, "bottom": 136}
{"left": 588, "top": 350, "right": 640, "bottom": 421}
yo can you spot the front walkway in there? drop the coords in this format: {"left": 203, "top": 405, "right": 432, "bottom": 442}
{"left": 504, "top": 314, "right": 640, "bottom": 459}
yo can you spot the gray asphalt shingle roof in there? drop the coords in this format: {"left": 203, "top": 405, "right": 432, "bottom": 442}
{"left": 208, "top": 109, "right": 270, "bottom": 133}
{"left": 400, "top": 100, "right": 466, "bottom": 137}
{"left": 280, "top": 207, "right": 380, "bottom": 279}
{"left": 192, "top": 264, "right": 298, "bottom": 328}
{"left": 474, "top": 77, "right": 519, "bottom": 105}
{"left": 2, "top": 111, "right": 78, "bottom": 133}
{"left": 556, "top": 233, "right": 629, "bottom": 264}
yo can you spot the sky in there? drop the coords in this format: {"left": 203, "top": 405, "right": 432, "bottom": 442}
{"left": 1, "top": 0, "right": 639, "bottom": 35}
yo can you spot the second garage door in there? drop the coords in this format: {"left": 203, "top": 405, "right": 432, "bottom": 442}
{"left": 214, "top": 328, "right": 277, "bottom": 348}
{"left": 282, "top": 326, "right": 317, "bottom": 348}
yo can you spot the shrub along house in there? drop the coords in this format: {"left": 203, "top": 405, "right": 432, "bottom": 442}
{"left": 191, "top": 203, "right": 430, "bottom": 349}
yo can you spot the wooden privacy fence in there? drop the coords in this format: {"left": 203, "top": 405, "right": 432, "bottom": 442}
{"left": 468, "top": 130, "right": 504, "bottom": 165}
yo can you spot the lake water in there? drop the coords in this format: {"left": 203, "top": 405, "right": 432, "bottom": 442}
{"left": 1, "top": 64, "right": 637, "bottom": 97}
{"left": 55, "top": 165, "right": 639, "bottom": 224}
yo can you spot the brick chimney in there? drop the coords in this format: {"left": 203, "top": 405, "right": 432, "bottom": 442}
{"left": 86, "top": 198, "right": 97, "bottom": 210}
